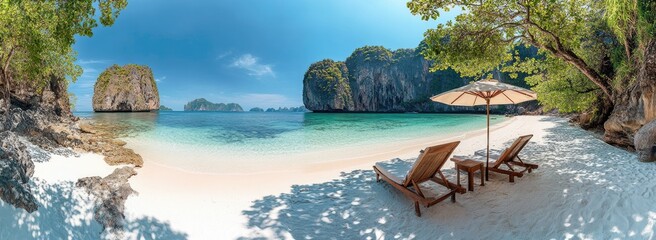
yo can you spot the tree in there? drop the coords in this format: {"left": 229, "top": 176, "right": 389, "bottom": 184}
{"left": 408, "top": 0, "right": 655, "bottom": 125}
{"left": 0, "top": 0, "right": 127, "bottom": 108}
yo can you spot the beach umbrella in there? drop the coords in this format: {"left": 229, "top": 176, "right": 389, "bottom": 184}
{"left": 430, "top": 79, "right": 537, "bottom": 181}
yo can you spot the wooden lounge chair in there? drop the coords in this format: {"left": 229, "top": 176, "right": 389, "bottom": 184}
{"left": 373, "top": 141, "right": 462, "bottom": 217}
{"left": 454, "top": 134, "right": 538, "bottom": 182}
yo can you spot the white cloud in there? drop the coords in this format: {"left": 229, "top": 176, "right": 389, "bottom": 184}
{"left": 74, "top": 79, "right": 96, "bottom": 89}
{"left": 71, "top": 67, "right": 99, "bottom": 89}
{"left": 82, "top": 67, "right": 98, "bottom": 74}
{"left": 77, "top": 59, "right": 109, "bottom": 65}
{"left": 216, "top": 51, "right": 232, "bottom": 60}
{"left": 155, "top": 76, "right": 167, "bottom": 82}
{"left": 230, "top": 54, "right": 275, "bottom": 77}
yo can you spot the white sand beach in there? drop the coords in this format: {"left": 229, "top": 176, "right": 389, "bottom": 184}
{"left": 0, "top": 152, "right": 113, "bottom": 239}
{"left": 0, "top": 151, "right": 183, "bottom": 239}
{"left": 2, "top": 116, "right": 653, "bottom": 239}
{"left": 121, "top": 115, "right": 655, "bottom": 239}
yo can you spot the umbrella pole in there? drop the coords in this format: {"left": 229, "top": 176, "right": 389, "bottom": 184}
{"left": 486, "top": 99, "right": 490, "bottom": 181}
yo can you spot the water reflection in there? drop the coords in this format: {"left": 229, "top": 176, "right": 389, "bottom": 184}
{"left": 76, "top": 111, "right": 159, "bottom": 137}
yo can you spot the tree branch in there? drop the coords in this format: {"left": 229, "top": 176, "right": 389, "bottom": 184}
{"left": 3, "top": 47, "right": 15, "bottom": 73}
{"left": 520, "top": 4, "right": 613, "bottom": 102}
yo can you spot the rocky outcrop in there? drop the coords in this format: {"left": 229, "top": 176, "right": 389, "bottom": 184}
{"left": 0, "top": 73, "right": 144, "bottom": 228}
{"left": 76, "top": 166, "right": 137, "bottom": 234}
{"left": 159, "top": 105, "right": 172, "bottom": 111}
{"left": 1, "top": 77, "right": 80, "bottom": 149}
{"left": 303, "top": 45, "right": 535, "bottom": 113}
{"left": 634, "top": 120, "right": 656, "bottom": 162}
{"left": 92, "top": 64, "right": 160, "bottom": 112}
{"left": 77, "top": 121, "right": 144, "bottom": 167}
{"left": 249, "top": 107, "right": 264, "bottom": 112}
{"left": 604, "top": 40, "right": 656, "bottom": 148}
{"left": 184, "top": 98, "right": 243, "bottom": 111}
{"left": 0, "top": 75, "right": 83, "bottom": 212}
{"left": 0, "top": 132, "right": 38, "bottom": 212}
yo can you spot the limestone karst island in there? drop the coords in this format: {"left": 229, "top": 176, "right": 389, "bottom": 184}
{"left": 0, "top": 1, "right": 654, "bottom": 239}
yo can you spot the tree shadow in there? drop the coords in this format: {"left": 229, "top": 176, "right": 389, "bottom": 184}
{"left": 0, "top": 178, "right": 187, "bottom": 240}
{"left": 240, "top": 117, "right": 656, "bottom": 239}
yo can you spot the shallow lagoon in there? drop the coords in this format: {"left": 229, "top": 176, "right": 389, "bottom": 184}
{"left": 76, "top": 112, "right": 506, "bottom": 173}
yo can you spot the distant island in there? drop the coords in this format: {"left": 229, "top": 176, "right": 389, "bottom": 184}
{"left": 159, "top": 105, "right": 172, "bottom": 111}
{"left": 184, "top": 98, "right": 243, "bottom": 112}
{"left": 249, "top": 106, "right": 308, "bottom": 112}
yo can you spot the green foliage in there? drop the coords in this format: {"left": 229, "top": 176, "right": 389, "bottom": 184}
{"left": 637, "top": 1, "right": 656, "bottom": 44}
{"left": 347, "top": 46, "right": 393, "bottom": 63}
{"left": 406, "top": 0, "right": 647, "bottom": 114}
{"left": 0, "top": 0, "right": 127, "bottom": 96}
{"left": 523, "top": 57, "right": 598, "bottom": 113}
{"left": 304, "top": 59, "right": 352, "bottom": 104}
{"left": 604, "top": 0, "right": 638, "bottom": 50}
{"left": 95, "top": 64, "right": 152, "bottom": 93}
{"left": 68, "top": 92, "right": 77, "bottom": 111}
{"left": 408, "top": 0, "right": 596, "bottom": 76}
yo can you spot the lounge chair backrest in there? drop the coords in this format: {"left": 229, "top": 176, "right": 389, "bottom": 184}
{"left": 492, "top": 135, "right": 533, "bottom": 168}
{"left": 403, "top": 141, "right": 460, "bottom": 187}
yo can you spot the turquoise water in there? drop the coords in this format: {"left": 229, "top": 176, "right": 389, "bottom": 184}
{"left": 75, "top": 112, "right": 506, "bottom": 172}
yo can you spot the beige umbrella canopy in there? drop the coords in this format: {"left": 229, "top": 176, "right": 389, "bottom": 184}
{"left": 431, "top": 79, "right": 537, "bottom": 181}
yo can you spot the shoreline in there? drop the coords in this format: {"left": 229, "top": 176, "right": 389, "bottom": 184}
{"left": 121, "top": 115, "right": 514, "bottom": 176}
{"left": 122, "top": 115, "right": 543, "bottom": 239}
{"left": 6, "top": 115, "right": 650, "bottom": 239}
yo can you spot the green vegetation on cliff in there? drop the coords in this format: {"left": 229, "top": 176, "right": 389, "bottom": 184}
{"left": 347, "top": 46, "right": 394, "bottom": 64}
{"left": 0, "top": 0, "right": 127, "bottom": 107}
{"left": 93, "top": 64, "right": 160, "bottom": 112}
{"left": 303, "top": 44, "right": 537, "bottom": 112}
{"left": 159, "top": 105, "right": 173, "bottom": 111}
{"left": 303, "top": 59, "right": 353, "bottom": 108}
{"left": 95, "top": 64, "right": 157, "bottom": 95}
{"left": 184, "top": 98, "right": 243, "bottom": 112}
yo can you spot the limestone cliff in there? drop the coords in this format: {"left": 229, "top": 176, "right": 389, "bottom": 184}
{"left": 303, "top": 45, "right": 534, "bottom": 113}
{"left": 93, "top": 64, "right": 160, "bottom": 112}
{"left": 605, "top": 40, "right": 656, "bottom": 153}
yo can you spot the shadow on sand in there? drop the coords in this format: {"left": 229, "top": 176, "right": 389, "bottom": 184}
{"left": 241, "top": 117, "right": 656, "bottom": 239}
{"left": 0, "top": 179, "right": 187, "bottom": 240}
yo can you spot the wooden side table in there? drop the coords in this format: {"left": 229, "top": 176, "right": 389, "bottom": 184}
{"left": 451, "top": 158, "right": 485, "bottom": 192}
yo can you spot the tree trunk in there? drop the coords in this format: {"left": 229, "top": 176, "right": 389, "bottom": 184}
{"left": 0, "top": 70, "right": 9, "bottom": 113}
{"left": 1, "top": 47, "right": 14, "bottom": 111}
{"left": 551, "top": 49, "right": 614, "bottom": 102}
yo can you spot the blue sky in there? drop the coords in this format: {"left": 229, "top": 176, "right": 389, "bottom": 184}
{"left": 70, "top": 0, "right": 458, "bottom": 111}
